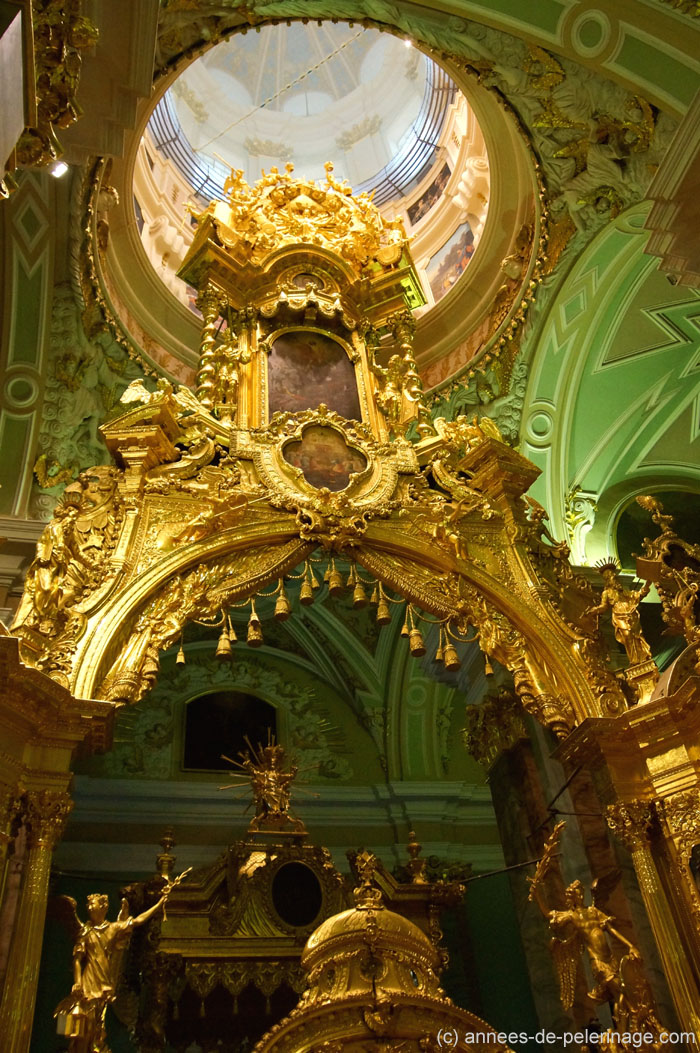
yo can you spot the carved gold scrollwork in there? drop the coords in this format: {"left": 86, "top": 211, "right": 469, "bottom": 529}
{"left": 23, "top": 789, "right": 73, "bottom": 849}
{"left": 658, "top": 789, "right": 700, "bottom": 866}
{"left": 606, "top": 800, "right": 655, "bottom": 854}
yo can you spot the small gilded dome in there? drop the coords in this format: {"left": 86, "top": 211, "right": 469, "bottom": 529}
{"left": 305, "top": 898, "right": 437, "bottom": 965}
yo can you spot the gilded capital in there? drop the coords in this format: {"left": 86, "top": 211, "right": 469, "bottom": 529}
{"left": 23, "top": 788, "right": 73, "bottom": 848}
{"left": 606, "top": 800, "right": 654, "bottom": 852}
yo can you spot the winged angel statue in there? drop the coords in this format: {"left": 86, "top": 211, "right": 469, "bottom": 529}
{"left": 528, "top": 822, "right": 668, "bottom": 1050}
{"left": 54, "top": 869, "right": 189, "bottom": 1052}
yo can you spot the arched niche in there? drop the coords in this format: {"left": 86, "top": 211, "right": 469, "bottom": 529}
{"left": 182, "top": 690, "right": 277, "bottom": 772}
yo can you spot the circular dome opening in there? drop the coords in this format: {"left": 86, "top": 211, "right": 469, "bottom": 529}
{"left": 151, "top": 23, "right": 447, "bottom": 206}
{"left": 133, "top": 21, "right": 491, "bottom": 322}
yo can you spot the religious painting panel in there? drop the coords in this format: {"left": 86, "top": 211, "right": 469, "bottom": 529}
{"left": 427, "top": 221, "right": 474, "bottom": 302}
{"left": 407, "top": 161, "right": 451, "bottom": 226}
{"left": 267, "top": 329, "right": 361, "bottom": 421}
{"left": 283, "top": 425, "right": 367, "bottom": 491}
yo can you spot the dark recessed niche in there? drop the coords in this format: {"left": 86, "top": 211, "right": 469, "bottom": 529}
{"left": 272, "top": 861, "right": 322, "bottom": 927}
{"left": 183, "top": 690, "right": 276, "bottom": 772}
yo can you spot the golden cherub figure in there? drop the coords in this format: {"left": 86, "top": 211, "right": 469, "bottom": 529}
{"left": 586, "top": 559, "right": 653, "bottom": 667}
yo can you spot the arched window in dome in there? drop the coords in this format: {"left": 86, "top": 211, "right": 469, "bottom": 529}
{"left": 183, "top": 690, "right": 276, "bottom": 772}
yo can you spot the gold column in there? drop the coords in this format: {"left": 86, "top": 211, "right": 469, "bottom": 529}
{"left": 607, "top": 800, "right": 700, "bottom": 1036}
{"left": 196, "top": 282, "right": 224, "bottom": 409}
{"left": 0, "top": 788, "right": 72, "bottom": 1053}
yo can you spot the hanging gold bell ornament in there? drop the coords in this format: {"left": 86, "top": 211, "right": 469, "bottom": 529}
{"left": 216, "top": 627, "right": 232, "bottom": 660}
{"left": 274, "top": 587, "right": 291, "bottom": 621}
{"left": 409, "top": 627, "right": 426, "bottom": 657}
{"left": 247, "top": 602, "right": 263, "bottom": 647}
{"left": 443, "top": 641, "right": 461, "bottom": 671}
{"left": 352, "top": 581, "right": 368, "bottom": 609}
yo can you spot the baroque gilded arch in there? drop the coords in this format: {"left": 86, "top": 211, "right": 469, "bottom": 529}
{"left": 10, "top": 147, "right": 631, "bottom": 743}
{"left": 10, "top": 164, "right": 632, "bottom": 739}
{"left": 56, "top": 487, "right": 617, "bottom": 739}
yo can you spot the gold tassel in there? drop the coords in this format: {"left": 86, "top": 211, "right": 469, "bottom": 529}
{"left": 409, "top": 627, "right": 426, "bottom": 657}
{"left": 247, "top": 601, "right": 263, "bottom": 647}
{"left": 400, "top": 610, "right": 410, "bottom": 637}
{"left": 370, "top": 583, "right": 379, "bottom": 604}
{"left": 216, "top": 627, "right": 231, "bottom": 660}
{"left": 484, "top": 655, "right": 493, "bottom": 676}
{"left": 274, "top": 587, "right": 291, "bottom": 621}
{"left": 328, "top": 562, "right": 344, "bottom": 597}
{"left": 176, "top": 633, "right": 186, "bottom": 665}
{"left": 300, "top": 577, "right": 314, "bottom": 605}
{"left": 435, "top": 629, "right": 444, "bottom": 664}
{"left": 376, "top": 598, "right": 391, "bottom": 625}
{"left": 443, "top": 642, "right": 461, "bottom": 671}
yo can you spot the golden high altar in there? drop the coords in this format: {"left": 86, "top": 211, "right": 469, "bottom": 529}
{"left": 1, "top": 161, "right": 700, "bottom": 1051}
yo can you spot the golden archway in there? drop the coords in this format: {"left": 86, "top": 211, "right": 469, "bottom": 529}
{"left": 7, "top": 159, "right": 700, "bottom": 1048}
{"left": 10, "top": 165, "right": 630, "bottom": 738}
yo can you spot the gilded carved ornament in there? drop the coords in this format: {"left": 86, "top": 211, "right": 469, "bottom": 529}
{"left": 529, "top": 821, "right": 669, "bottom": 1046}
{"left": 658, "top": 790, "right": 700, "bottom": 866}
{"left": 461, "top": 688, "right": 526, "bottom": 767}
{"left": 605, "top": 801, "right": 655, "bottom": 854}
{"left": 11, "top": 164, "right": 626, "bottom": 743}
{"left": 2, "top": 0, "right": 98, "bottom": 195}
{"left": 22, "top": 788, "right": 73, "bottom": 848}
{"left": 635, "top": 495, "right": 700, "bottom": 672}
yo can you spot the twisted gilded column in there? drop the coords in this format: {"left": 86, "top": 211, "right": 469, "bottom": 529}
{"left": 195, "top": 283, "right": 224, "bottom": 409}
{"left": 0, "top": 788, "right": 72, "bottom": 1053}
